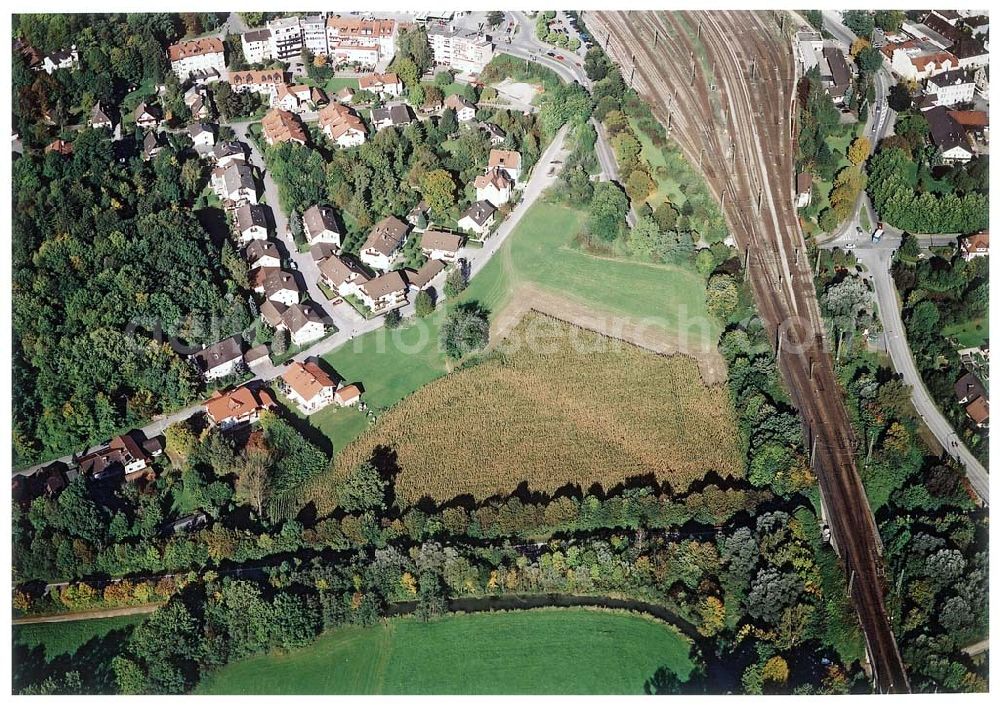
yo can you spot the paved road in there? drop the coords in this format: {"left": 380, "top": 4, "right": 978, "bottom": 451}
{"left": 821, "top": 235, "right": 989, "bottom": 503}
{"left": 505, "top": 11, "right": 635, "bottom": 225}
{"left": 13, "top": 603, "right": 165, "bottom": 625}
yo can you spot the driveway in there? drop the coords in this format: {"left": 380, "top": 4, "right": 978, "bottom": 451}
{"left": 227, "top": 121, "right": 332, "bottom": 324}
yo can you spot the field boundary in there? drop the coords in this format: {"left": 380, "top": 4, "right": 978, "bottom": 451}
{"left": 490, "top": 286, "right": 727, "bottom": 385}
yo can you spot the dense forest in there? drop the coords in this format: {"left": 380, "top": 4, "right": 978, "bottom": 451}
{"left": 12, "top": 127, "right": 250, "bottom": 465}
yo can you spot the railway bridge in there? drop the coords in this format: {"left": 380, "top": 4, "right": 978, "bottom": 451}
{"left": 587, "top": 10, "right": 910, "bottom": 693}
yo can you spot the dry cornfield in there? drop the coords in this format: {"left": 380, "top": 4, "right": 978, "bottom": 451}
{"left": 307, "top": 314, "right": 743, "bottom": 511}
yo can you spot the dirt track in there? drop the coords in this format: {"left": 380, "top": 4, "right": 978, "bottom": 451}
{"left": 589, "top": 10, "right": 910, "bottom": 692}
{"left": 492, "top": 284, "right": 727, "bottom": 386}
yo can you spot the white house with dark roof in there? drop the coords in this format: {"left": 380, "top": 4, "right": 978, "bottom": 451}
{"left": 319, "top": 253, "right": 370, "bottom": 298}
{"left": 302, "top": 204, "right": 342, "bottom": 246}
{"left": 244, "top": 240, "right": 281, "bottom": 270}
{"left": 134, "top": 102, "right": 162, "bottom": 130}
{"left": 187, "top": 122, "right": 216, "bottom": 147}
{"left": 420, "top": 230, "right": 465, "bottom": 262}
{"left": 212, "top": 141, "right": 247, "bottom": 169}
{"left": 458, "top": 200, "right": 497, "bottom": 236}
{"left": 371, "top": 103, "right": 413, "bottom": 131}
{"left": 91, "top": 101, "right": 113, "bottom": 130}
{"left": 213, "top": 163, "right": 258, "bottom": 205}
{"left": 234, "top": 203, "right": 270, "bottom": 244}
{"left": 42, "top": 46, "right": 78, "bottom": 74}
{"left": 191, "top": 335, "right": 245, "bottom": 380}
{"left": 444, "top": 93, "right": 477, "bottom": 122}
{"left": 360, "top": 216, "right": 410, "bottom": 271}
{"left": 357, "top": 270, "right": 408, "bottom": 314}
{"left": 262, "top": 270, "right": 300, "bottom": 306}
{"left": 261, "top": 301, "right": 326, "bottom": 345}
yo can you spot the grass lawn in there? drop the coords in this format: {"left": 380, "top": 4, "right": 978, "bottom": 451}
{"left": 196, "top": 609, "right": 695, "bottom": 695}
{"left": 322, "top": 201, "right": 714, "bottom": 423}
{"left": 323, "top": 76, "right": 360, "bottom": 96}
{"left": 14, "top": 615, "right": 146, "bottom": 662}
{"left": 942, "top": 317, "right": 989, "bottom": 349}
{"left": 276, "top": 388, "right": 371, "bottom": 453}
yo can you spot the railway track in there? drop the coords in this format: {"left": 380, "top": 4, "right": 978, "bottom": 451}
{"left": 589, "top": 10, "right": 910, "bottom": 693}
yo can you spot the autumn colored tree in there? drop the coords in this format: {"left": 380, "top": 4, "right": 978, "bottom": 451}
{"left": 847, "top": 136, "right": 871, "bottom": 166}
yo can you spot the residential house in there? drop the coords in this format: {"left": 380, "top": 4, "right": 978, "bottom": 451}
{"left": 926, "top": 69, "right": 976, "bottom": 106}
{"left": 244, "top": 344, "right": 271, "bottom": 368}
{"left": 371, "top": 103, "right": 413, "bottom": 131}
{"left": 204, "top": 386, "right": 274, "bottom": 430}
{"left": 360, "top": 216, "right": 410, "bottom": 270}
{"left": 234, "top": 203, "right": 270, "bottom": 244}
{"left": 795, "top": 173, "right": 813, "bottom": 208}
{"left": 261, "top": 269, "right": 300, "bottom": 306}
{"left": 142, "top": 131, "right": 163, "bottom": 161}
{"left": 966, "top": 396, "right": 990, "bottom": 428}
{"left": 317, "top": 102, "right": 367, "bottom": 147}
{"left": 213, "top": 162, "right": 258, "bottom": 205}
{"left": 357, "top": 270, "right": 408, "bottom": 314}
{"left": 821, "top": 46, "right": 851, "bottom": 104}
{"left": 78, "top": 431, "right": 161, "bottom": 481}
{"left": 260, "top": 301, "right": 326, "bottom": 345}
{"left": 959, "top": 231, "right": 989, "bottom": 260}
{"left": 955, "top": 371, "right": 987, "bottom": 404}
{"left": 925, "top": 106, "right": 974, "bottom": 163}
{"left": 261, "top": 108, "right": 308, "bottom": 146}
{"left": 244, "top": 240, "right": 281, "bottom": 270}
{"left": 336, "top": 86, "right": 356, "bottom": 103}
{"left": 241, "top": 28, "right": 272, "bottom": 64}
{"left": 310, "top": 242, "right": 338, "bottom": 263}
{"left": 303, "top": 204, "right": 342, "bottom": 246}
{"left": 426, "top": 24, "right": 495, "bottom": 73}
{"left": 474, "top": 168, "right": 514, "bottom": 206}
{"left": 403, "top": 258, "right": 445, "bottom": 291}
{"left": 134, "top": 102, "right": 162, "bottom": 130}
{"left": 481, "top": 122, "right": 506, "bottom": 145}
{"left": 42, "top": 46, "right": 78, "bottom": 74}
{"left": 212, "top": 140, "right": 247, "bottom": 169}
{"left": 420, "top": 230, "right": 464, "bottom": 261}
{"left": 458, "top": 200, "right": 497, "bottom": 236}
{"left": 444, "top": 93, "right": 477, "bottom": 122}
{"left": 334, "top": 383, "right": 362, "bottom": 407}
{"left": 319, "top": 253, "right": 370, "bottom": 298}
{"left": 950, "top": 37, "right": 988, "bottom": 70}
{"left": 251, "top": 266, "right": 282, "bottom": 294}
{"left": 948, "top": 110, "right": 989, "bottom": 144}
{"left": 168, "top": 37, "right": 226, "bottom": 81}
{"left": 228, "top": 69, "right": 287, "bottom": 99}
{"left": 191, "top": 335, "right": 245, "bottom": 380}
{"left": 407, "top": 201, "right": 430, "bottom": 229}
{"left": 282, "top": 360, "right": 338, "bottom": 414}
{"left": 187, "top": 122, "right": 216, "bottom": 147}
{"left": 488, "top": 149, "right": 522, "bottom": 182}
{"left": 91, "top": 101, "right": 113, "bottom": 130}
{"left": 274, "top": 83, "right": 327, "bottom": 114}
{"left": 185, "top": 85, "right": 212, "bottom": 119}
{"left": 359, "top": 72, "right": 404, "bottom": 98}
{"left": 45, "top": 139, "right": 73, "bottom": 156}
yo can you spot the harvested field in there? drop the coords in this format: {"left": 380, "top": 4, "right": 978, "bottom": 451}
{"left": 309, "top": 313, "right": 741, "bottom": 510}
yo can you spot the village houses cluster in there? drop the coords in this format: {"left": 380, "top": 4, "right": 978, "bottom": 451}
{"left": 18, "top": 11, "right": 548, "bottom": 509}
